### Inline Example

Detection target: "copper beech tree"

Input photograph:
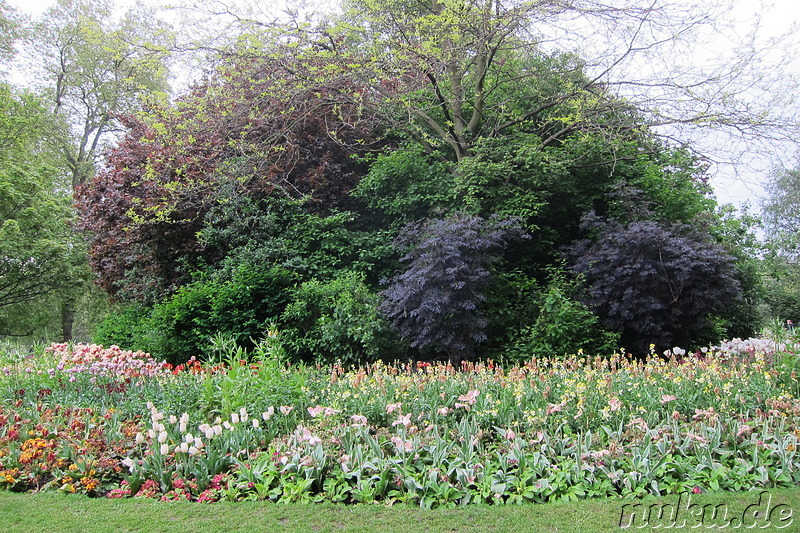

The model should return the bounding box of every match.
[75,52,385,302]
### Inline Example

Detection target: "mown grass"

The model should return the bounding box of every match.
[2,487,800,532]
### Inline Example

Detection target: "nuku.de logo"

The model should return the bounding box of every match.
[619,491,793,529]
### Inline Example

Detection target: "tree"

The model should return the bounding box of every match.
[0,83,86,336]
[762,166,800,256]
[380,213,527,362]
[705,204,764,340]
[759,166,800,323]
[566,214,741,354]
[0,0,22,68]
[15,0,174,339]
[75,48,385,302]
[27,0,173,189]
[337,0,799,166]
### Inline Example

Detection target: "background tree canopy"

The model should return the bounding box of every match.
[3,0,799,362]
[0,83,87,336]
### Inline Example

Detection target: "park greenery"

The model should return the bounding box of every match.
[1,0,800,510]
[1,0,799,362]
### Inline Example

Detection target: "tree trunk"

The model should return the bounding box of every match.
[61,297,76,342]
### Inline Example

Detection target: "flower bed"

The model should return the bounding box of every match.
[0,339,799,507]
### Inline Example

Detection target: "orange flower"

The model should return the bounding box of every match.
[80,477,99,492]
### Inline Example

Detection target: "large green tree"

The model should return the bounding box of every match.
[0,83,86,336]
[335,0,799,166]
[17,0,173,339]
[759,166,800,322]
[763,167,800,256]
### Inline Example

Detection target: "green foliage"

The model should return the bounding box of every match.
[281,273,399,366]
[96,265,299,365]
[352,148,456,225]
[762,166,800,255]
[92,304,154,353]
[200,192,396,288]
[606,148,715,225]
[759,252,800,324]
[505,270,620,360]
[148,265,298,365]
[0,83,87,337]
[713,257,763,342]
[0,0,22,66]
[703,205,765,340]
[453,137,556,222]
[758,166,800,325]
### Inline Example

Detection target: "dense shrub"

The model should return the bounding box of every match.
[381,213,528,362]
[280,272,400,365]
[92,304,153,353]
[566,214,741,355]
[95,265,300,366]
[148,265,298,365]
[505,270,620,360]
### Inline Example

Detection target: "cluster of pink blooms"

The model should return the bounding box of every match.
[44,343,171,378]
[455,390,479,410]
[307,405,342,418]
[713,338,798,358]
[107,473,231,502]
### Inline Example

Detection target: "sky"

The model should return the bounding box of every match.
[5,0,800,210]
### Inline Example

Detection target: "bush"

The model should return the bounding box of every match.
[280,272,399,366]
[566,214,741,355]
[92,304,154,353]
[380,213,528,362]
[505,270,619,360]
[148,265,298,365]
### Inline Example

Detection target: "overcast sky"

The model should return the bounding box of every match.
[6,0,799,210]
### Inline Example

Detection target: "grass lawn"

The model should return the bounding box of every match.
[2,487,799,532]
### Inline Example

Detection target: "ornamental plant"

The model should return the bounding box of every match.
[380,213,528,362]
[1,338,800,506]
[566,214,741,355]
